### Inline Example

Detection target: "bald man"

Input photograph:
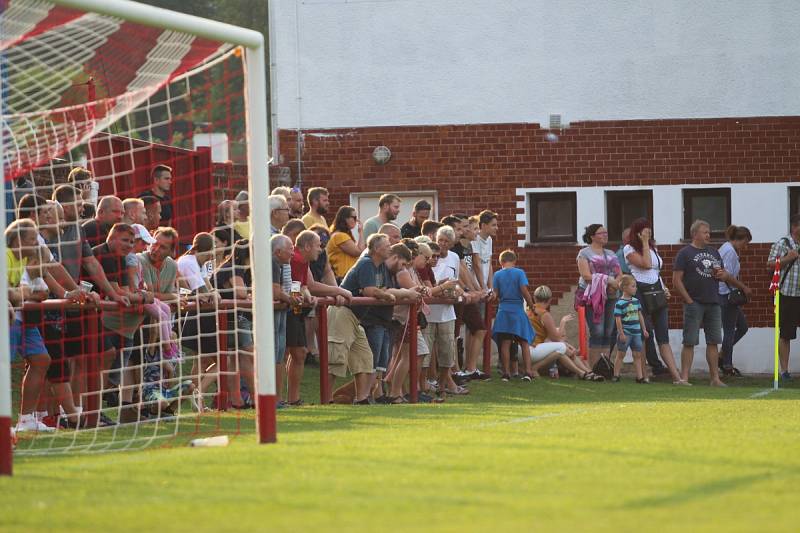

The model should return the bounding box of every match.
[82,195,124,247]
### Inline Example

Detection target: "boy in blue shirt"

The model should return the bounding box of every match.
[613,275,650,383]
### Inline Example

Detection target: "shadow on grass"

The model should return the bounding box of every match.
[618,472,774,509]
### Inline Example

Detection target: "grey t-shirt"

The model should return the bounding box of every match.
[362,216,382,242]
[576,247,621,289]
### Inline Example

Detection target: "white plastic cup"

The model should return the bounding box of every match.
[189,435,229,448]
[79,280,94,293]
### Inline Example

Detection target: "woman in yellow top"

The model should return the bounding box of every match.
[327,205,365,282]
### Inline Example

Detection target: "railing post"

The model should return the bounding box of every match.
[577,305,588,361]
[482,302,493,374]
[216,309,229,411]
[408,303,418,404]
[318,301,330,404]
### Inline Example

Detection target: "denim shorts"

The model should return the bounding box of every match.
[682,302,722,346]
[363,324,392,372]
[9,320,47,359]
[617,332,643,353]
[585,299,617,348]
[228,313,254,350]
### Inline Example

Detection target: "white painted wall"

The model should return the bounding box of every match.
[515,182,797,247]
[271,0,800,130]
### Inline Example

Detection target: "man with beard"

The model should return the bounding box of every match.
[362,194,401,241]
[401,200,431,239]
[302,187,330,229]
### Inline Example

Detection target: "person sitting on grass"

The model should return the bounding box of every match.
[491,249,535,382]
[612,275,650,383]
[527,285,603,381]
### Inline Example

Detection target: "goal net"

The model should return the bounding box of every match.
[1,0,274,469]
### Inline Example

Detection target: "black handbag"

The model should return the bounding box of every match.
[592,354,615,379]
[639,281,668,313]
[726,283,749,306]
[636,253,667,313]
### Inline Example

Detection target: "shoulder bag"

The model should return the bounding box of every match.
[638,251,668,313]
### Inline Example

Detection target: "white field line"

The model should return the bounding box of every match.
[478,406,609,428]
[750,389,777,398]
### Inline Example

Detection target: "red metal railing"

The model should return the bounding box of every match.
[314,296,494,404]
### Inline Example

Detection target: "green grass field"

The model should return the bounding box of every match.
[2,372,800,532]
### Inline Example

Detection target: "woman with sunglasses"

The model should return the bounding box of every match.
[327,205,365,283]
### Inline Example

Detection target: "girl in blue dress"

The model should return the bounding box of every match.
[492,249,536,382]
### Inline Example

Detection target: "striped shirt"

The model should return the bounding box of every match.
[768,236,800,297]
[614,297,642,336]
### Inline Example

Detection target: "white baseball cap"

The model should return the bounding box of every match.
[132,223,156,244]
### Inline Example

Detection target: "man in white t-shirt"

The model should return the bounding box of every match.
[423,225,465,396]
[471,210,497,290]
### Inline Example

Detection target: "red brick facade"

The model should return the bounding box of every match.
[276,117,800,328]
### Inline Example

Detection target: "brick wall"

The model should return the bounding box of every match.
[277,117,800,328]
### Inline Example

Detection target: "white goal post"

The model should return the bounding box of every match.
[0,0,275,476]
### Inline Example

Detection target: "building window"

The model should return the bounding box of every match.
[791,187,800,219]
[528,192,577,243]
[683,188,731,239]
[606,190,653,243]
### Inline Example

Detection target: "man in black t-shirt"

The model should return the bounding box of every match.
[138,164,173,227]
[673,219,734,387]
[82,195,124,247]
[400,200,431,239]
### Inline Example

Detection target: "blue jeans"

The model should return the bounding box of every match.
[720,297,748,368]
[585,299,617,348]
[363,324,392,372]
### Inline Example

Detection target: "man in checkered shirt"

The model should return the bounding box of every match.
[768,214,800,380]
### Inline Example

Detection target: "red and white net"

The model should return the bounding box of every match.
[3,0,255,454]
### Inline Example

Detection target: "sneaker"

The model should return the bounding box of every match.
[673,380,692,386]
[276,400,288,410]
[501,374,510,382]
[521,374,532,382]
[15,413,55,433]
[353,398,371,405]
[470,370,491,381]
[610,376,621,383]
[781,371,792,381]
[452,373,470,386]
[426,379,439,389]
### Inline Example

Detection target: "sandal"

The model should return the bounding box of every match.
[445,385,470,395]
[636,378,651,384]
[582,372,605,382]
[387,395,408,404]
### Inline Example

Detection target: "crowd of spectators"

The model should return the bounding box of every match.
[7,167,800,433]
